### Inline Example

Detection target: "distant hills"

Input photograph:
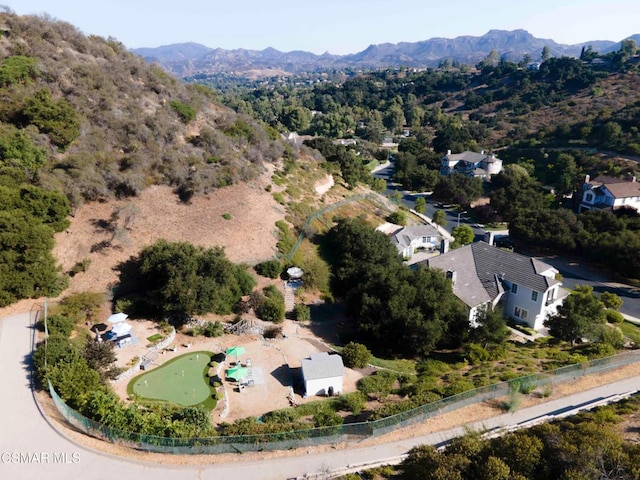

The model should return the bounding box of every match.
[131,30,640,77]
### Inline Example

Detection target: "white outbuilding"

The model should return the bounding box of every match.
[301,352,344,397]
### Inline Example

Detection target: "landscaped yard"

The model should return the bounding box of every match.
[128,351,217,409]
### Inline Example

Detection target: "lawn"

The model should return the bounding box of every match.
[127,351,217,409]
[620,321,640,345]
[146,333,163,343]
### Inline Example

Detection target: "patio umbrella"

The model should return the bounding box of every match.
[107,312,128,324]
[225,346,246,363]
[226,366,248,381]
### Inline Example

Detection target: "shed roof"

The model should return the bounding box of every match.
[301,352,344,381]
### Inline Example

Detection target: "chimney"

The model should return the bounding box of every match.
[585,174,590,184]
[446,270,457,286]
[480,149,485,155]
[446,149,451,156]
[632,176,637,183]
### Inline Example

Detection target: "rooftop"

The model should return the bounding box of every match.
[301,352,344,381]
[425,242,560,308]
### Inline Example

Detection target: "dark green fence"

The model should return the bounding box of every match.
[48,348,640,454]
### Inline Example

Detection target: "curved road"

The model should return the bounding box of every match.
[2,311,640,480]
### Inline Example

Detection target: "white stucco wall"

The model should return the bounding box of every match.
[305,375,343,396]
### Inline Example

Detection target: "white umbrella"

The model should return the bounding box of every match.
[111,322,132,336]
[107,312,128,324]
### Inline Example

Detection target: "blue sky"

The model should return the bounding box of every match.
[3,1,639,54]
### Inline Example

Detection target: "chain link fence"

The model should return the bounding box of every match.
[47,348,640,454]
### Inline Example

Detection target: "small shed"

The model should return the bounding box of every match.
[301,352,344,397]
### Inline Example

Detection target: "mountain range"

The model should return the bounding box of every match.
[131,29,640,77]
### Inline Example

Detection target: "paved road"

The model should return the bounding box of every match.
[535,254,640,320]
[3,311,640,480]
[373,162,486,240]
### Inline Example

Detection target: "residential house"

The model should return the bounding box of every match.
[301,352,344,397]
[579,174,640,213]
[440,150,502,180]
[425,241,566,330]
[390,224,441,260]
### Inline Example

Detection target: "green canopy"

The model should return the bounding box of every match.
[226,346,246,358]
[226,366,248,381]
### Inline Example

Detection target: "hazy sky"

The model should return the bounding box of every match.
[3,1,638,54]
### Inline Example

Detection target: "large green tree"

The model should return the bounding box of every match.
[114,240,255,319]
[544,285,605,344]
[325,218,468,356]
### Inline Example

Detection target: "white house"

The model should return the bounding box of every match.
[440,150,502,180]
[301,352,344,397]
[390,224,441,260]
[425,242,567,330]
[579,175,640,213]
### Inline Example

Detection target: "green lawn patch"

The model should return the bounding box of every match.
[146,333,163,343]
[127,351,217,410]
[368,356,417,375]
[620,321,640,345]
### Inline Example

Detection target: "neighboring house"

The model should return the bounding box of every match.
[579,174,640,213]
[301,352,344,397]
[390,224,441,260]
[425,241,566,330]
[440,150,502,180]
[333,138,357,146]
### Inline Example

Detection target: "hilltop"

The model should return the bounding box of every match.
[0,11,284,206]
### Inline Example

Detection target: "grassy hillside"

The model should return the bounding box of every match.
[0,11,284,206]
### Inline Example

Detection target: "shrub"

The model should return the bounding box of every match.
[293,303,311,322]
[465,343,490,365]
[336,392,366,415]
[40,314,75,337]
[203,321,224,337]
[263,325,282,339]
[255,286,285,323]
[341,342,372,368]
[221,212,232,220]
[69,258,91,277]
[605,309,624,324]
[169,100,196,123]
[254,260,282,279]
[313,409,342,427]
[386,210,407,226]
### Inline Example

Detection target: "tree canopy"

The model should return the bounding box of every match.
[324,218,468,356]
[114,240,256,319]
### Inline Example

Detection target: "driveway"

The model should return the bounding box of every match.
[3,311,640,480]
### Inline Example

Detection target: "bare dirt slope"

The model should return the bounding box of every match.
[53,170,284,297]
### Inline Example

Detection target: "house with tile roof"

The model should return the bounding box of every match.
[579,174,640,213]
[301,352,344,397]
[390,224,441,260]
[440,150,502,180]
[425,242,567,330]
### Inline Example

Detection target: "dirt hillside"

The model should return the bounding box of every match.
[53,168,284,298]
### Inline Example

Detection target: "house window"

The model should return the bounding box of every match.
[531,291,538,302]
[511,283,518,294]
[585,192,594,203]
[514,306,528,320]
